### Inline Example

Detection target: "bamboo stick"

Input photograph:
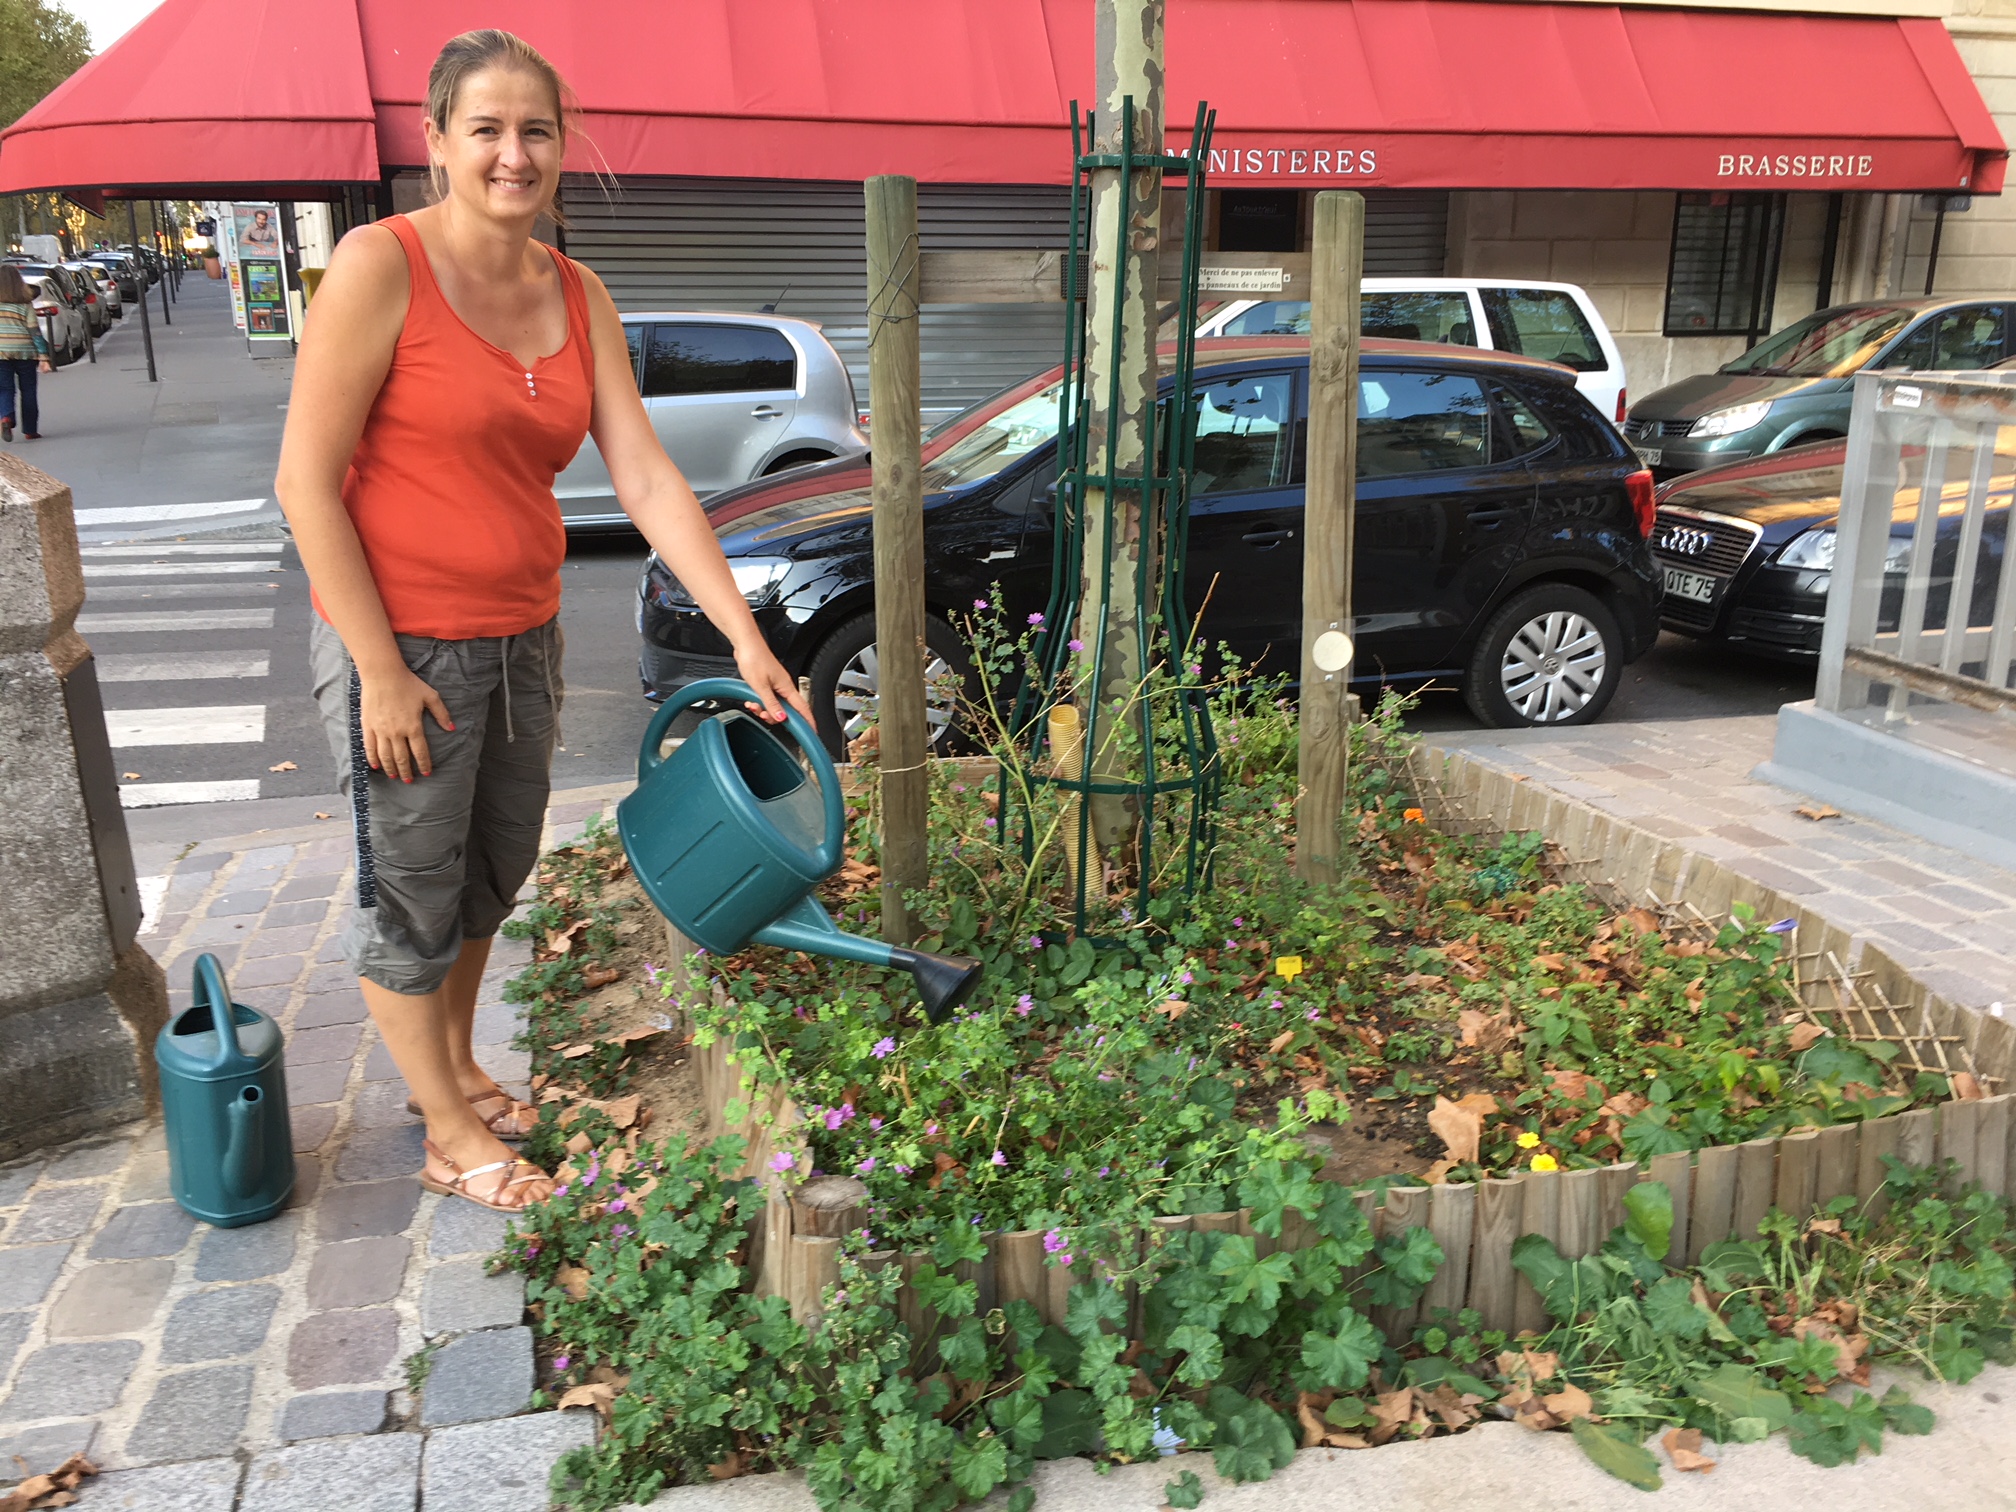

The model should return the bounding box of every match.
[1559,1168,1603,1259]
[1691,1144,1738,1263]
[1939,1096,1984,1194]
[1471,1178,1523,1332]
[1775,1130,1820,1223]
[1858,1114,1903,1217]
[1732,1137,1778,1239]
[1514,1171,1561,1335]
[1422,1183,1476,1318]
[1814,1124,1860,1209]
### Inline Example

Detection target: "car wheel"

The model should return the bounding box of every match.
[1464,583,1622,729]
[806,611,972,760]
[762,449,833,476]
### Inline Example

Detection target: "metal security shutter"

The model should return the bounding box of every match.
[561,176,1070,420]
[1362,191,1449,276]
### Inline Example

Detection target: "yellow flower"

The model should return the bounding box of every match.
[1515,1130,1541,1150]
[1403,807,1425,822]
[1530,1154,1559,1173]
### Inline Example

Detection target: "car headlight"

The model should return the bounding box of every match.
[643,555,794,610]
[1689,400,1775,439]
[1773,528,1914,573]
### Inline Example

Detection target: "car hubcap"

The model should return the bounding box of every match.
[832,643,960,746]
[1499,610,1607,723]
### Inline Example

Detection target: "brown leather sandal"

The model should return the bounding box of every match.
[418,1139,550,1213]
[405,1089,538,1141]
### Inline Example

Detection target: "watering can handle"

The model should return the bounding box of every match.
[192,953,249,1074]
[639,678,846,876]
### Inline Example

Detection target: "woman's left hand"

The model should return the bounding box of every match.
[733,638,814,726]
[36,360,52,373]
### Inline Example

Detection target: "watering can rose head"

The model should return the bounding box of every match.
[617,676,982,1025]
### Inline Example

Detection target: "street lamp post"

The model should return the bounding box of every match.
[124,201,157,383]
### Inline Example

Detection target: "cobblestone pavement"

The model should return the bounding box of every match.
[0,787,625,1508]
[1425,714,2016,1010]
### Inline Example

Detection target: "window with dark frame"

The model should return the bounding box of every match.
[1662,192,1786,341]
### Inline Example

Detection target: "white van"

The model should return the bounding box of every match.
[1196,279,1629,425]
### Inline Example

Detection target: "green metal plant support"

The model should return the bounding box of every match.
[1002,98,1220,941]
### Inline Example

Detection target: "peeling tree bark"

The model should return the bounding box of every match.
[1077,0,1165,862]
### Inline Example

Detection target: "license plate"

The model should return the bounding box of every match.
[1635,446,1662,467]
[1663,566,1718,604]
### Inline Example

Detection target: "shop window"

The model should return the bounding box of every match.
[1663,192,1786,340]
[1217,190,1301,253]
[643,322,797,396]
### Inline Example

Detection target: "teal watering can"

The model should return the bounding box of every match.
[619,677,982,1024]
[156,954,295,1227]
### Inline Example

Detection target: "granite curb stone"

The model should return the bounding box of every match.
[420,1326,534,1427]
[422,1410,598,1512]
[85,1457,243,1511]
[275,1388,390,1442]
[124,1362,256,1461]
[241,1433,422,1512]
[420,1257,527,1336]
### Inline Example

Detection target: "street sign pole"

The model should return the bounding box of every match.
[124,201,157,383]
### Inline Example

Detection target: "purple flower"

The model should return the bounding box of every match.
[607,1198,626,1213]
[643,962,662,987]
[1181,971,1194,985]
[554,1184,569,1198]
[1234,917,1245,928]
[1098,1165,1110,1177]
[1306,1008,1320,1021]
[857,1156,877,1174]
[991,1150,1008,1167]
[1068,638,1084,653]
[611,1223,632,1240]
[584,1159,600,1187]
[1016,994,1034,1017]
[872,1036,896,1059]
[869,1116,884,1131]
[554,1355,571,1371]
[925,1122,939,1136]
[769,1151,796,1173]
[824,1102,856,1131]
[894,1162,913,1174]
[1269,999,1282,1011]
[1028,612,1045,626]
[984,816,997,828]
[1766,918,1798,934]
[1097,1072,1113,1081]
[974,597,989,611]
[1044,1228,1069,1255]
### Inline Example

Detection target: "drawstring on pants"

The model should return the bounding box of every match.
[497,623,561,746]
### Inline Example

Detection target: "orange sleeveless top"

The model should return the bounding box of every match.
[317,213,595,639]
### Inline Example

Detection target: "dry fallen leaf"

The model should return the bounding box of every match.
[707,1450,746,1481]
[1367,1388,1414,1445]
[1532,953,1568,973]
[563,1131,594,1156]
[1788,1021,1828,1052]
[1663,1427,1716,1473]
[1796,802,1842,821]
[120,772,140,781]
[1267,1029,1297,1055]
[582,965,621,990]
[605,1095,642,1130]
[555,1381,615,1416]
[1458,1008,1521,1056]
[1,1454,99,1512]
[1952,1071,1985,1101]
[1156,999,1188,1020]
[267,759,297,772]
[1428,1095,1485,1165]
[555,1264,590,1301]
[561,1044,596,1060]
[313,812,333,821]
[1541,1382,1595,1423]
[612,1025,664,1045]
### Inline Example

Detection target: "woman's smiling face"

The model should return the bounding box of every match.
[426,64,564,224]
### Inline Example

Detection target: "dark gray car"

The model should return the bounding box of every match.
[1622,297,2012,478]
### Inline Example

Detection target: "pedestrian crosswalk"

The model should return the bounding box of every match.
[80,537,301,809]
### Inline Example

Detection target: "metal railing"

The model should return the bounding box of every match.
[1818,370,2016,724]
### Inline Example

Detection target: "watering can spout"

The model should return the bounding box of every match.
[748,896,981,1025]
[888,948,985,1027]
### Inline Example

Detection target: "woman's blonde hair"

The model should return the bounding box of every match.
[0,265,31,306]
[423,30,578,219]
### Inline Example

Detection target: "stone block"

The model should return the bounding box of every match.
[241,1434,421,1512]
[0,1162,41,1208]
[316,1179,420,1243]
[275,1388,389,1442]
[0,1419,96,1481]
[236,953,310,990]
[294,991,365,1029]
[290,1155,323,1210]
[471,1002,518,1046]
[245,924,320,959]
[0,1338,142,1418]
[161,1283,282,1363]
[421,1410,597,1512]
[428,1199,509,1259]
[48,1258,173,1337]
[0,1244,71,1308]
[89,1201,196,1259]
[75,1456,241,1511]
[334,1125,425,1183]
[287,1023,361,1066]
[363,1040,400,1081]
[286,1307,399,1389]
[276,877,340,904]
[306,1236,411,1309]
[207,891,271,918]
[420,1326,533,1426]
[0,1312,30,1375]
[119,1148,172,1203]
[287,1060,350,1107]
[421,1258,525,1336]
[10,1185,105,1243]
[350,1081,420,1131]
[38,1138,131,1182]
[290,1104,338,1153]
[194,1213,297,1281]
[261,898,331,928]
[123,1363,254,1462]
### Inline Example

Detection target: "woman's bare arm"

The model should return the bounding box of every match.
[274,224,453,782]
[577,267,812,724]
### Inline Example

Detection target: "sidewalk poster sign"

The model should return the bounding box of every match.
[216,201,246,331]
[231,202,291,343]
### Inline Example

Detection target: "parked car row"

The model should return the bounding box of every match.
[2,248,151,365]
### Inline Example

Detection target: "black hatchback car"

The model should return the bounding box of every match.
[639,338,1663,749]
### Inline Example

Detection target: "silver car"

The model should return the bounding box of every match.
[556,311,865,533]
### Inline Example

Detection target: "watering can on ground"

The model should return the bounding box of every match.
[618,677,982,1024]
[156,954,295,1227]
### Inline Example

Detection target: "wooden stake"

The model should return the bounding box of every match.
[864,174,929,946]
[1295,192,1362,883]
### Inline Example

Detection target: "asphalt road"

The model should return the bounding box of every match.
[39,275,1814,817]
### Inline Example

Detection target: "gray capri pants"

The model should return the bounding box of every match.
[310,615,563,995]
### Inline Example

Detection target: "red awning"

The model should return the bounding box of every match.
[3,0,2004,197]
[0,0,378,198]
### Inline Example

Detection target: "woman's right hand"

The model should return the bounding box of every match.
[358,665,454,781]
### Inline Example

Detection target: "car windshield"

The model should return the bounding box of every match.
[1721,305,1917,378]
[921,379,1066,490]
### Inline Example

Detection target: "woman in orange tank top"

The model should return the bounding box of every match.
[276,31,808,1213]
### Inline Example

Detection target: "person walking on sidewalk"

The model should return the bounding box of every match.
[275,29,810,1214]
[0,265,53,443]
